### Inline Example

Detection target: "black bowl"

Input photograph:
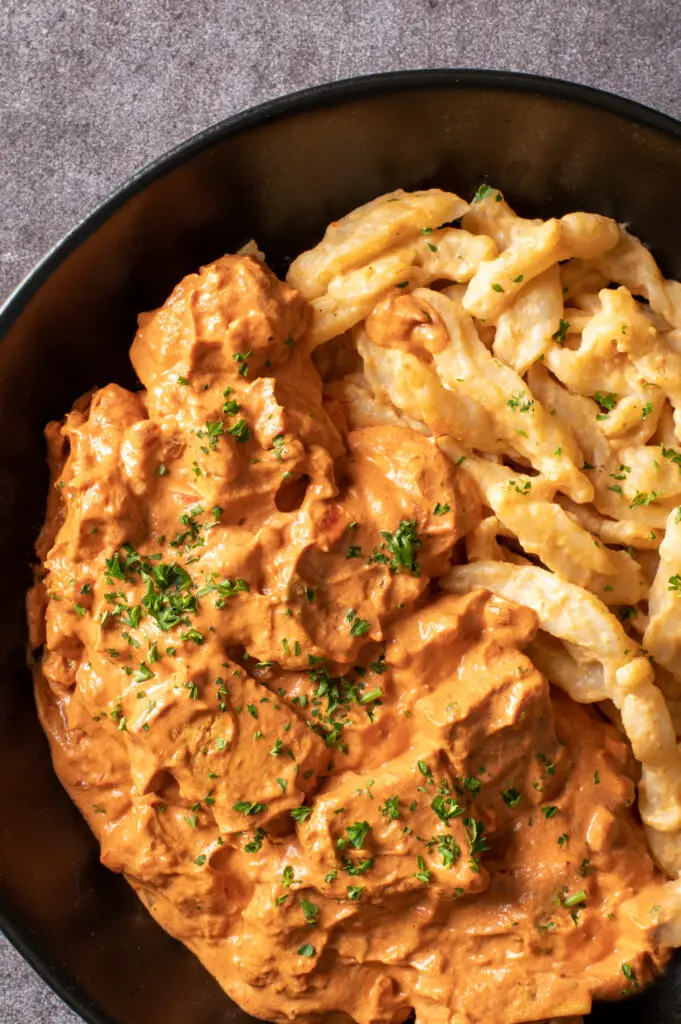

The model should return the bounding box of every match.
[2,69,681,1024]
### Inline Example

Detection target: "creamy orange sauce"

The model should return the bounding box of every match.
[28,254,669,1024]
[365,289,449,357]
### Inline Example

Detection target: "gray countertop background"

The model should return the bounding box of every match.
[1,0,679,1020]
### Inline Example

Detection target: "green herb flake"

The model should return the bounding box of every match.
[301,897,319,925]
[594,391,618,413]
[552,319,570,344]
[563,889,587,909]
[232,801,267,816]
[337,821,371,850]
[291,805,313,823]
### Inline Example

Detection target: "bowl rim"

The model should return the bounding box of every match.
[2,67,681,334]
[2,66,681,1024]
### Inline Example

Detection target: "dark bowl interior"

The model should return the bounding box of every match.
[2,70,681,1024]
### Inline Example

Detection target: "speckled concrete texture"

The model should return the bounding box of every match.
[1,1,680,1020]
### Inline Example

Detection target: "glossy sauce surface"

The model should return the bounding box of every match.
[29,255,669,1024]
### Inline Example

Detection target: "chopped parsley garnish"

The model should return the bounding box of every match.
[232,801,267,815]
[196,576,248,607]
[436,833,461,868]
[472,184,500,203]
[380,796,400,820]
[244,828,267,853]
[233,349,252,378]
[431,794,464,824]
[337,821,371,849]
[661,444,681,472]
[558,833,568,846]
[629,490,658,509]
[507,390,534,413]
[297,944,315,957]
[464,817,490,871]
[641,401,654,420]
[358,686,382,705]
[347,884,364,900]
[616,606,636,623]
[433,502,450,516]
[227,418,250,443]
[104,553,127,581]
[105,545,198,632]
[414,856,432,883]
[501,787,522,808]
[621,962,639,988]
[291,805,313,823]
[282,865,295,888]
[222,389,241,416]
[301,898,319,925]
[349,617,371,637]
[563,888,587,908]
[376,519,421,576]
[552,319,570,344]
[341,856,374,876]
[541,805,559,819]
[272,434,287,462]
[180,627,204,645]
[199,420,224,450]
[345,545,363,559]
[509,479,531,496]
[594,391,618,413]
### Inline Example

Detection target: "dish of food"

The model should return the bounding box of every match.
[27,183,681,1024]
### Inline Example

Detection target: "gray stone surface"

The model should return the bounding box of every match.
[0,0,679,1020]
